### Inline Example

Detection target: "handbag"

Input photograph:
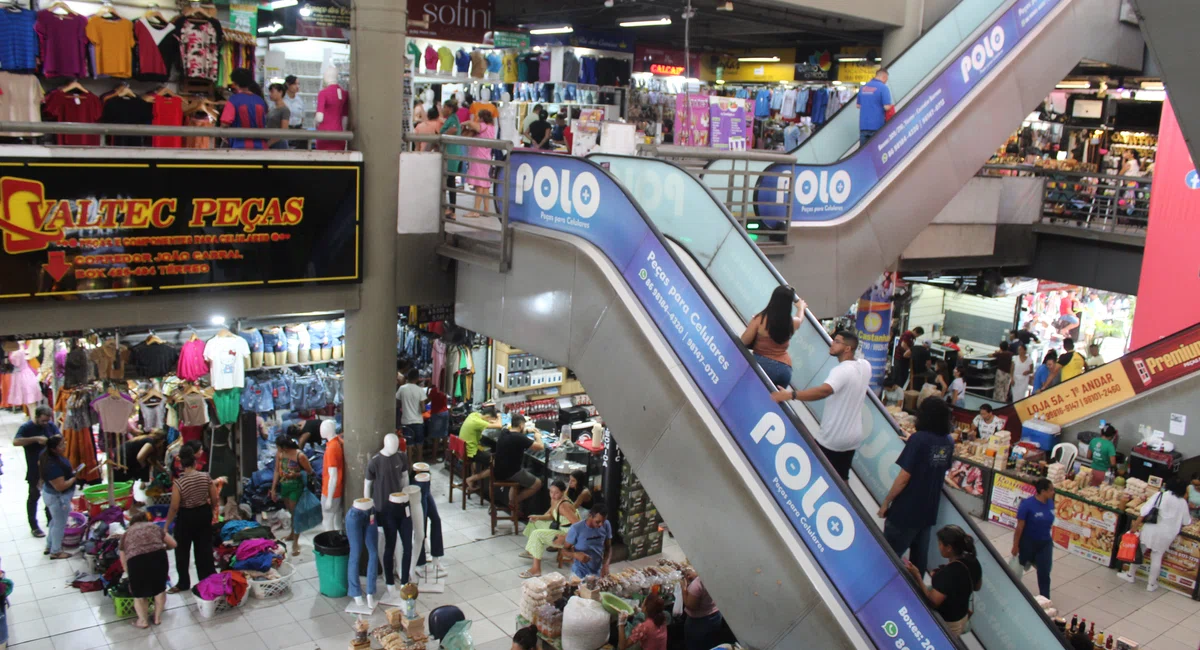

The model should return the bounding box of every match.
[1144,492,1162,525]
[549,500,566,531]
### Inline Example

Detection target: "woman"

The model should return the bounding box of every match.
[1120,149,1142,177]
[947,365,966,408]
[116,430,166,487]
[119,510,176,628]
[39,436,76,559]
[511,626,538,650]
[461,109,497,218]
[682,567,722,650]
[525,109,551,150]
[440,99,464,218]
[990,341,1014,401]
[567,470,593,517]
[1012,344,1034,400]
[164,446,218,594]
[1188,474,1200,518]
[1085,343,1105,370]
[518,480,579,578]
[1011,478,1055,598]
[906,525,982,635]
[412,107,443,151]
[265,83,292,149]
[1032,351,1059,394]
[933,360,950,393]
[740,286,804,388]
[270,436,313,556]
[617,594,667,650]
[917,371,943,408]
[1122,478,1193,591]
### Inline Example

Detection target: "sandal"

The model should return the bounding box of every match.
[518,570,540,579]
[50,552,71,560]
[518,551,533,559]
[167,586,185,595]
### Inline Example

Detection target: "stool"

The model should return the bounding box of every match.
[447,435,474,510]
[489,457,520,535]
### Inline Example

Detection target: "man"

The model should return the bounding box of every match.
[878,398,955,576]
[991,341,1014,402]
[396,368,428,462]
[856,68,893,146]
[1087,425,1117,486]
[1057,290,1081,336]
[493,415,544,514]
[286,418,328,449]
[1058,337,1086,381]
[221,68,268,149]
[563,506,612,579]
[462,403,502,491]
[1015,322,1040,349]
[525,109,551,149]
[522,103,544,144]
[893,326,923,388]
[881,376,905,408]
[15,405,58,537]
[971,404,1004,439]
[551,113,568,144]
[772,331,872,480]
[284,75,306,148]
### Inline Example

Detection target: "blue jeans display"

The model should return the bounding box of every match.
[308,321,331,349]
[42,487,73,554]
[238,328,263,352]
[345,507,379,598]
[753,354,793,388]
[883,520,932,576]
[415,478,444,565]
[380,501,413,585]
[1019,537,1054,598]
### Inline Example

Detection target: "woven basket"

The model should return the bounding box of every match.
[249,561,296,599]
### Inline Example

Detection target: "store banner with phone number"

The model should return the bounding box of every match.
[505,151,956,650]
[756,0,1064,222]
[0,159,361,301]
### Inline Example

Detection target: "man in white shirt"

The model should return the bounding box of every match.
[396,368,428,462]
[772,331,872,480]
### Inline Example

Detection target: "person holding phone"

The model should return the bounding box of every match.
[38,436,77,559]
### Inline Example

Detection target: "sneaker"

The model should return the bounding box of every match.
[1119,572,1136,583]
[1147,582,1159,592]
[31,528,46,538]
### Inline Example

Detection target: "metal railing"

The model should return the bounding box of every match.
[979,163,1152,234]
[404,133,513,271]
[637,143,797,251]
[0,120,354,147]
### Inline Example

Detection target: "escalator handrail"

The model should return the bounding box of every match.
[589,151,1070,648]
[531,150,966,649]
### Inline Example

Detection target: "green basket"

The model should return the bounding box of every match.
[112,595,155,619]
[600,592,635,616]
[84,482,134,503]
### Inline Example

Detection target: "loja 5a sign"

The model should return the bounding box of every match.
[406,0,493,43]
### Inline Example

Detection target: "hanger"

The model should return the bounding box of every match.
[97,2,120,19]
[60,79,88,95]
[155,85,178,98]
[145,330,164,345]
[187,325,199,342]
[112,82,137,99]
[4,0,24,14]
[142,5,168,26]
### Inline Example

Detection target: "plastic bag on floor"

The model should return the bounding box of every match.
[562,596,609,650]
[259,509,293,539]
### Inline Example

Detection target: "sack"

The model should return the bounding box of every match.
[561,596,610,650]
[1117,532,1143,564]
[1143,493,1162,525]
[293,485,322,534]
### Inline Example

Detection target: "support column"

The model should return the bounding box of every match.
[344,0,406,498]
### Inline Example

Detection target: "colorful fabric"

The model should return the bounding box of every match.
[235,538,278,560]
[178,16,222,80]
[0,8,38,71]
[220,520,258,541]
[36,10,89,78]
[231,553,274,572]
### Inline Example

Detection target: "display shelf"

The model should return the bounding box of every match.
[247,358,343,372]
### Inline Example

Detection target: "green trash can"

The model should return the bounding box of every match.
[313,531,350,598]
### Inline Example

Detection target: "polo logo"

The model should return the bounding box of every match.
[795,169,852,206]
[514,163,600,218]
[960,25,1006,83]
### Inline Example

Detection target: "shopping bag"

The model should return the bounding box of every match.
[293,478,322,535]
[1117,532,1142,564]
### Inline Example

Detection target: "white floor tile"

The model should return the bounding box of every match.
[255,624,314,650]
[467,618,506,644]
[220,633,269,650]
[154,624,205,650]
[449,577,497,601]
[107,636,164,650]
[8,638,55,650]
[50,626,109,650]
[8,619,51,645]
[201,615,255,643]
[295,613,351,641]
[468,593,517,618]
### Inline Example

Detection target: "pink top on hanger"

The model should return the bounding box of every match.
[315,84,348,151]
[177,339,209,382]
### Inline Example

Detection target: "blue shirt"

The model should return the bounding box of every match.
[857,78,892,132]
[486,52,502,73]
[1017,495,1055,541]
[39,451,75,491]
[0,8,38,72]
[455,50,470,73]
[1032,364,1051,393]
[16,421,60,482]
[783,124,802,151]
[754,89,771,118]
[566,519,612,578]
[889,430,955,527]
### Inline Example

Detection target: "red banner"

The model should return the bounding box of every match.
[634,44,701,77]
[406,0,494,44]
[1121,321,1200,392]
[1130,98,1200,348]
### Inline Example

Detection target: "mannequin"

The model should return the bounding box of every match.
[365,434,412,603]
[377,491,412,606]
[331,318,345,360]
[314,67,349,151]
[320,420,343,531]
[411,467,447,591]
[345,497,378,614]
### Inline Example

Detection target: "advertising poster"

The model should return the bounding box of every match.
[674,94,710,147]
[709,97,747,150]
[855,272,893,393]
[1051,493,1120,566]
[1012,360,1135,425]
[946,460,987,497]
[1121,321,1200,392]
[406,0,494,43]
[988,473,1037,529]
[1131,534,1200,597]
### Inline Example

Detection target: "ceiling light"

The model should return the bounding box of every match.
[270,0,298,9]
[737,56,779,62]
[837,57,867,62]
[210,315,226,325]
[1056,80,1091,89]
[258,22,283,33]
[299,5,312,16]
[619,16,671,27]
[1140,81,1164,90]
[529,26,573,35]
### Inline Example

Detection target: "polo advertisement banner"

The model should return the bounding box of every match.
[506,151,956,650]
[0,159,361,301]
[755,0,1064,222]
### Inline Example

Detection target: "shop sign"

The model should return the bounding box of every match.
[0,159,362,301]
[1051,493,1120,566]
[634,45,700,76]
[1131,533,1200,597]
[855,273,894,392]
[1035,280,1076,293]
[487,30,529,49]
[1013,360,1135,425]
[836,46,881,84]
[505,151,956,650]
[406,0,493,43]
[650,64,684,76]
[297,0,350,29]
[755,0,1065,223]
[795,49,833,81]
[531,28,633,53]
[229,3,258,34]
[987,472,1037,529]
[1121,321,1200,392]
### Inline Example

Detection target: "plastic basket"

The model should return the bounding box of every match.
[84,482,133,502]
[88,495,133,519]
[112,595,155,619]
[195,594,242,619]
[249,561,296,599]
[61,512,89,548]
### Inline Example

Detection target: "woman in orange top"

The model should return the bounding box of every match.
[412,107,444,151]
[741,285,805,389]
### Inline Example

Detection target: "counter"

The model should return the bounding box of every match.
[945,454,994,519]
[1050,486,1125,568]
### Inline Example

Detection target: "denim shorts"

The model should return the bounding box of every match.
[308,321,331,349]
[427,411,449,439]
[285,325,310,352]
[402,422,426,446]
[271,376,294,410]
[294,376,328,410]
[239,329,263,353]
[329,319,345,346]
[261,328,285,353]
[241,377,275,413]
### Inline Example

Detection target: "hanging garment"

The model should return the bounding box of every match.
[36,10,89,78]
[92,393,135,434]
[177,15,223,80]
[315,85,349,151]
[86,14,135,78]
[134,18,177,81]
[177,339,209,381]
[6,349,42,406]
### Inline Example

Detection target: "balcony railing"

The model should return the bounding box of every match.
[979,163,1152,234]
[0,120,353,148]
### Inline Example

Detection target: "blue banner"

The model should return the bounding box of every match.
[507,151,956,650]
[756,0,1064,222]
[855,273,894,393]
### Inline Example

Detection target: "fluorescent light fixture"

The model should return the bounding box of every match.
[210,315,226,325]
[258,22,283,33]
[1140,81,1164,90]
[1056,80,1091,89]
[831,80,842,86]
[1134,89,1166,101]
[715,79,725,85]
[270,0,298,9]
[619,16,671,27]
[299,5,312,16]
[838,57,867,62]
[529,26,573,35]
[737,56,779,62]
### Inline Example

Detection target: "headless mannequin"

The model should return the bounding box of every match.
[331,318,345,360]
[345,497,377,613]
[314,67,349,151]
[412,468,448,584]
[320,421,342,531]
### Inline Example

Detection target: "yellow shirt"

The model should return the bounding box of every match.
[1059,350,1086,381]
[86,16,134,79]
[437,47,453,73]
[502,54,518,83]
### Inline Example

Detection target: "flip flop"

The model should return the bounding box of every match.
[518,551,533,559]
[518,570,539,579]
[167,587,185,595]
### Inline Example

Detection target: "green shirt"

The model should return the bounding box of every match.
[1089,437,1116,472]
[458,412,490,458]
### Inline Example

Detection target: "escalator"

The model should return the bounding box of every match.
[703,0,1141,316]
[452,150,965,650]
[586,153,1070,650]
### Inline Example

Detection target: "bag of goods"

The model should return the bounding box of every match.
[561,596,610,650]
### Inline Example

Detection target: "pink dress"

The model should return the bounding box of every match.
[466,123,496,188]
[176,339,209,382]
[6,349,43,406]
[315,84,348,151]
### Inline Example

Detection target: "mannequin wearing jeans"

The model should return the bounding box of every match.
[411,467,445,577]
[380,493,413,601]
[345,498,378,611]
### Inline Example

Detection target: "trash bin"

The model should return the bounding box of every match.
[313,531,349,598]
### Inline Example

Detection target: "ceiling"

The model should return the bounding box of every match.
[493,0,885,51]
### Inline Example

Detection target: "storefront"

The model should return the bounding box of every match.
[1017,281,1136,367]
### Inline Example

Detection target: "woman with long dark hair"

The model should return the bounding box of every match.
[741,286,805,388]
[270,435,313,556]
[618,593,667,650]
[567,470,593,516]
[906,525,981,635]
[39,435,76,559]
[164,445,218,594]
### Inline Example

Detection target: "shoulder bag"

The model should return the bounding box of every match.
[1143,492,1162,525]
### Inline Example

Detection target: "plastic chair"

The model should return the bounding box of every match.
[488,457,521,536]
[446,434,473,510]
[1051,442,1077,468]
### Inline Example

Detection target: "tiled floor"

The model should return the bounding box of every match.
[0,411,683,650]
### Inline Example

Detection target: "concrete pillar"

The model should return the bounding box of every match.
[343,0,405,498]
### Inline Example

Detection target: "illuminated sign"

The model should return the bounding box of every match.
[650,63,685,76]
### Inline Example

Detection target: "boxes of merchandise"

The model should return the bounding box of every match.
[627,534,649,560]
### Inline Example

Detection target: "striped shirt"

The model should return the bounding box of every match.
[175,470,213,509]
[0,8,38,72]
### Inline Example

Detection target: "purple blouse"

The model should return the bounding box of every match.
[36,11,89,78]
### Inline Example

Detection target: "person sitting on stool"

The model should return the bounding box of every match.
[491,414,543,515]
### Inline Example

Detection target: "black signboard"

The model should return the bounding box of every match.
[0,158,361,301]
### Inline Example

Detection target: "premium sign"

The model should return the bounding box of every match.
[1122,322,1200,391]
[406,0,493,43]
[0,159,361,300]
